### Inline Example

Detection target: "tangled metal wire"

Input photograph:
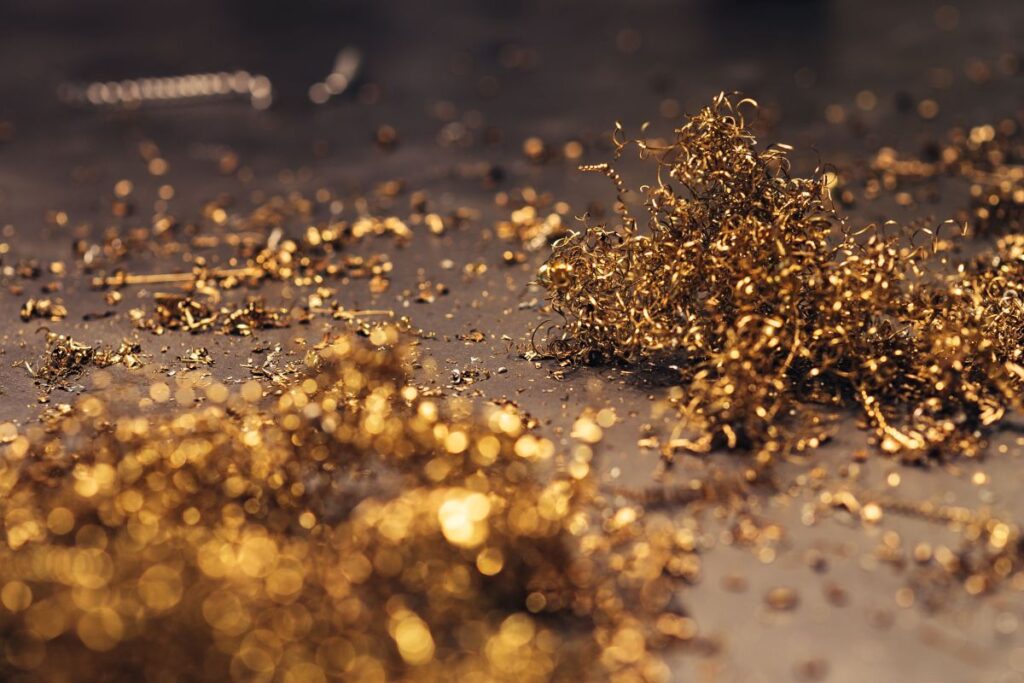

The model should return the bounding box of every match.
[539,93,1024,465]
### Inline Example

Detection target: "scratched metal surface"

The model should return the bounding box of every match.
[0,1,1023,681]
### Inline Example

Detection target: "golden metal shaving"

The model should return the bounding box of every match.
[539,93,1024,464]
[94,339,146,370]
[19,298,67,322]
[0,331,700,681]
[178,346,215,368]
[134,293,219,334]
[242,343,298,387]
[220,298,290,336]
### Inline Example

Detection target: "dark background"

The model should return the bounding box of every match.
[1,1,1023,681]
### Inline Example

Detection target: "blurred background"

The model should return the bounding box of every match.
[0,0,1020,218]
[0,0,1019,185]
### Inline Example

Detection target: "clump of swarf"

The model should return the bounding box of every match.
[0,331,699,682]
[27,333,144,390]
[539,93,1024,464]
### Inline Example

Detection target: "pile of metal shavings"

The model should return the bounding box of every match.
[26,333,144,391]
[86,185,433,300]
[221,298,291,337]
[178,346,215,369]
[133,294,289,336]
[539,93,1024,466]
[94,339,146,370]
[242,343,300,388]
[0,331,710,682]
[71,180,484,349]
[133,293,219,334]
[494,187,571,251]
[19,298,68,322]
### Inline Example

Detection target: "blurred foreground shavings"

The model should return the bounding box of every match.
[0,330,707,682]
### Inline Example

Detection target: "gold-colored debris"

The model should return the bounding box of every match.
[221,298,290,336]
[816,484,1024,604]
[456,328,486,343]
[178,346,214,368]
[495,187,569,251]
[95,339,145,369]
[19,297,67,322]
[26,333,143,389]
[242,343,301,387]
[137,293,219,334]
[0,332,699,681]
[135,294,289,336]
[539,93,1024,464]
[24,333,95,388]
[764,586,799,612]
[91,267,258,290]
[868,118,1024,234]
[415,279,448,304]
